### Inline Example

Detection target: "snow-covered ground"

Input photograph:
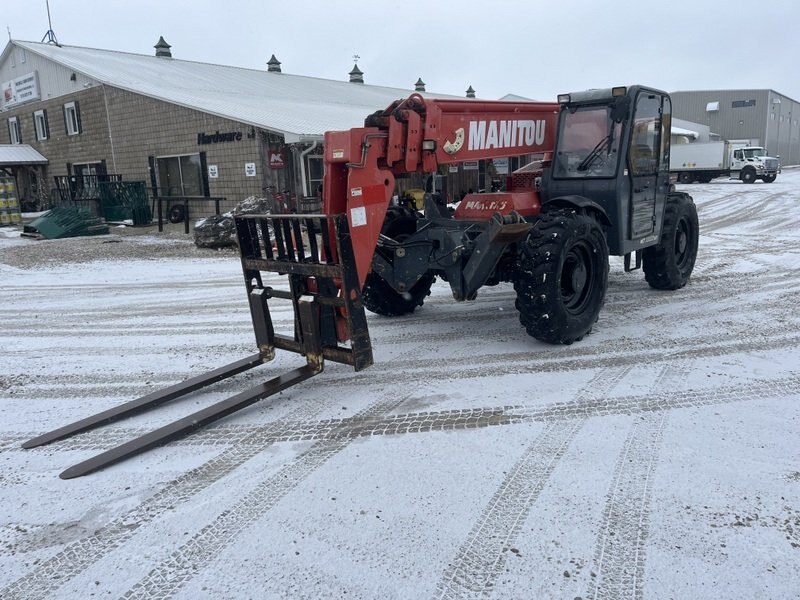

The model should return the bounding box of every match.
[1,172,799,599]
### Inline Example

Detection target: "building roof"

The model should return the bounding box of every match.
[8,40,460,143]
[671,88,800,105]
[671,126,698,139]
[0,144,48,166]
[499,93,534,101]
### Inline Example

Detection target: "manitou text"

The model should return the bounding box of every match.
[468,119,547,151]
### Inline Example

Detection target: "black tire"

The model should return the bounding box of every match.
[514,209,609,344]
[698,174,714,184]
[740,168,756,184]
[168,204,186,224]
[362,206,435,316]
[762,174,777,183]
[678,172,693,184]
[643,192,699,290]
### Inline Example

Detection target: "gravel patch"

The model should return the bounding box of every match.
[0,224,238,269]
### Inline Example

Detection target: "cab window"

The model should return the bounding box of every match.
[629,94,661,176]
[553,105,623,178]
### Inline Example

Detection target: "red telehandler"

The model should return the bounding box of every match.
[25,85,698,477]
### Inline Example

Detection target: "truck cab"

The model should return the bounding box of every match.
[730,146,780,183]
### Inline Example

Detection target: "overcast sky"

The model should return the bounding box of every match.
[4,0,800,102]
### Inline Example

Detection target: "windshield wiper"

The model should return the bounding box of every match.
[577,134,612,171]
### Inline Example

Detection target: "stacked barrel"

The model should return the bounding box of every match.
[0,178,22,226]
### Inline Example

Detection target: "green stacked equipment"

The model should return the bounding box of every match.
[22,206,109,239]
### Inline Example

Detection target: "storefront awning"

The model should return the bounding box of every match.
[0,144,48,167]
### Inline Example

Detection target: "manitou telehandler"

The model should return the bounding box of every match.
[25,85,699,477]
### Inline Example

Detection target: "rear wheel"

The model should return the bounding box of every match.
[362,206,435,316]
[514,209,609,344]
[740,168,756,184]
[678,172,693,184]
[643,193,699,290]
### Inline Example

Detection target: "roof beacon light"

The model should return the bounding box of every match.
[612,86,627,97]
[557,94,571,104]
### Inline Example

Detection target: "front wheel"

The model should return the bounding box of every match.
[762,174,777,183]
[643,193,699,290]
[362,206,435,316]
[740,168,757,184]
[514,210,609,344]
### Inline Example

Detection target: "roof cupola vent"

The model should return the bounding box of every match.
[154,36,172,58]
[267,54,282,73]
[349,64,364,84]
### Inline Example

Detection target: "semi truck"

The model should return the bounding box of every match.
[670,139,780,184]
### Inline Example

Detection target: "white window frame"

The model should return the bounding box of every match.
[34,109,48,141]
[64,101,80,136]
[8,117,21,144]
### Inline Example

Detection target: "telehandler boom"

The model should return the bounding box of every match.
[24,85,698,477]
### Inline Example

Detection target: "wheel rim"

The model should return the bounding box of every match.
[560,241,595,313]
[674,216,691,267]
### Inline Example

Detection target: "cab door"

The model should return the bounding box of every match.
[628,92,665,240]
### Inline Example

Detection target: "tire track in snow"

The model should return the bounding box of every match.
[116,396,410,600]
[699,191,792,233]
[586,412,667,600]
[5,249,796,382]
[432,365,633,599]
[433,420,583,599]
[8,324,800,408]
[3,370,797,598]
[0,400,331,600]
[7,326,800,460]
[585,362,689,600]
[8,372,799,469]
[119,439,352,599]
